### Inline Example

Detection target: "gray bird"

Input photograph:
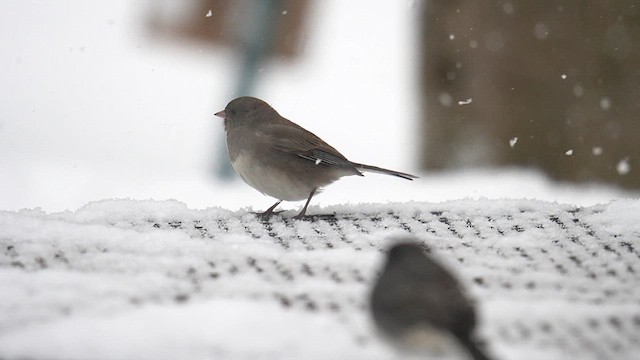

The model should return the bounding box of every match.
[215,97,417,219]
[370,242,492,360]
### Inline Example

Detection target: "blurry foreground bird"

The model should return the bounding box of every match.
[370,242,493,360]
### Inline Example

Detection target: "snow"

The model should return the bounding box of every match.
[533,23,550,40]
[1,199,640,359]
[617,158,631,175]
[0,299,381,360]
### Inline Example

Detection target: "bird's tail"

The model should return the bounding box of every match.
[351,163,418,181]
[459,337,493,360]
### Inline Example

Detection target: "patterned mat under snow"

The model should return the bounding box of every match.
[0,199,639,360]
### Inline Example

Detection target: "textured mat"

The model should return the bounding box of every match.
[0,199,639,360]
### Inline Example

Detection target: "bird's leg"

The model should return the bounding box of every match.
[258,200,282,218]
[293,189,317,219]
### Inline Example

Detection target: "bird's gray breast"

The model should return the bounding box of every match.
[226,129,313,201]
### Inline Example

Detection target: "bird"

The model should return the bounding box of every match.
[370,242,492,360]
[215,96,417,219]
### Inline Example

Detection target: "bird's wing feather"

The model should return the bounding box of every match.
[259,124,362,173]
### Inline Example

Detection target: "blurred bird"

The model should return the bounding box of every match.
[215,96,417,218]
[370,242,492,360]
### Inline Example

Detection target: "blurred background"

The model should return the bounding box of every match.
[0,0,637,213]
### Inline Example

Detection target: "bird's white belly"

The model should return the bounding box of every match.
[231,152,312,201]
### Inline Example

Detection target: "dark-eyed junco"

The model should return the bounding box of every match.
[215,97,417,219]
[370,242,492,360]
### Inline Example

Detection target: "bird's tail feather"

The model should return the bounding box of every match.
[351,163,418,181]
[459,337,492,360]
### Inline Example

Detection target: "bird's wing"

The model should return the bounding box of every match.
[259,124,362,174]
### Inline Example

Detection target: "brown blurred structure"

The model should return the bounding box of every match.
[146,0,310,60]
[421,1,640,189]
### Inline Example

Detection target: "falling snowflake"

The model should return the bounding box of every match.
[458,98,472,105]
[502,2,514,15]
[509,137,518,148]
[534,23,550,39]
[438,92,453,107]
[616,158,630,175]
[573,85,584,97]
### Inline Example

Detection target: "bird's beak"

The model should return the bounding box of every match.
[214,110,226,119]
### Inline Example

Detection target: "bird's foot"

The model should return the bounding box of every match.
[253,210,284,220]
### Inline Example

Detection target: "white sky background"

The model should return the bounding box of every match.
[0,1,635,213]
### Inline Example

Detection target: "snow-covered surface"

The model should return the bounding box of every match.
[1,199,639,360]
